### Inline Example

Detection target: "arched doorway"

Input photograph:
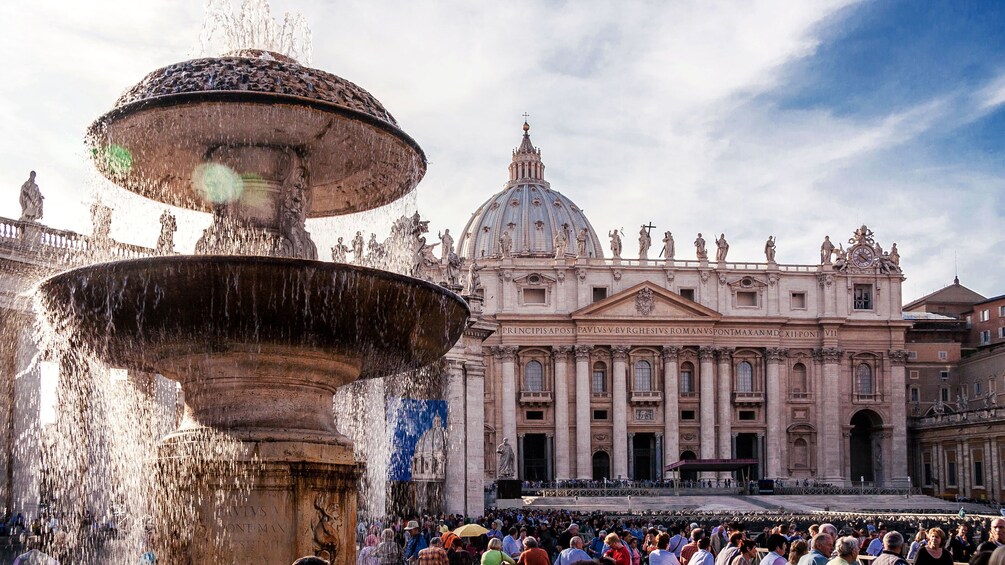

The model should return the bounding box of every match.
[849,410,883,484]
[592,451,611,481]
[679,450,698,483]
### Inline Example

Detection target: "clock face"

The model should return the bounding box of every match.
[851,245,875,267]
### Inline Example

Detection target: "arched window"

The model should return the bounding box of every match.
[680,362,695,395]
[525,361,543,391]
[791,363,807,396]
[592,362,607,394]
[793,438,809,468]
[634,360,652,391]
[909,386,920,403]
[857,363,873,396]
[736,361,753,393]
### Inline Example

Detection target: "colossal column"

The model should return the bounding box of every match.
[818,347,843,484]
[445,360,466,514]
[611,345,630,479]
[698,346,717,463]
[553,346,573,480]
[765,348,786,479]
[661,346,681,471]
[464,365,485,516]
[499,346,519,478]
[574,345,593,479]
[889,349,909,485]
[716,348,733,462]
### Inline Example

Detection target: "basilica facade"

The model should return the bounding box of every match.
[439,124,912,516]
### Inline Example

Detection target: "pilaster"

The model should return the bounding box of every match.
[765,348,786,479]
[698,346,717,467]
[552,346,572,480]
[661,346,681,472]
[611,345,629,479]
[716,348,733,463]
[574,345,593,479]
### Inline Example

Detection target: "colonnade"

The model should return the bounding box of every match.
[488,343,910,485]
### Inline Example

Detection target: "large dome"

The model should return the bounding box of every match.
[457,123,605,260]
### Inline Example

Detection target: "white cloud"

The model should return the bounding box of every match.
[0,0,1000,301]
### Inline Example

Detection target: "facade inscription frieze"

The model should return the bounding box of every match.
[499,325,835,339]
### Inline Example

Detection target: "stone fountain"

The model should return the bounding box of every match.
[36,46,468,563]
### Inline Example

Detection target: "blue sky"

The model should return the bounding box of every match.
[0,0,1002,302]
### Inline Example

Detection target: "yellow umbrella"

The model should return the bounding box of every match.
[453,524,490,537]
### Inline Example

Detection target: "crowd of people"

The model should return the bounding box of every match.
[352,509,1005,565]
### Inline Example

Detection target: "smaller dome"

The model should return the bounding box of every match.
[457,123,604,259]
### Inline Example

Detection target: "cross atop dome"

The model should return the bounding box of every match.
[510,116,544,182]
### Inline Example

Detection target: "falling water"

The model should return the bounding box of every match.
[200,0,313,64]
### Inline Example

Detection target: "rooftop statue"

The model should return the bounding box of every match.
[638,225,652,260]
[438,229,454,262]
[820,236,835,264]
[609,228,622,259]
[19,171,44,222]
[661,231,674,260]
[576,228,588,258]
[764,236,776,263]
[694,233,707,260]
[715,233,729,262]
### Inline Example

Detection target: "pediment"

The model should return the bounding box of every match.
[572,281,720,320]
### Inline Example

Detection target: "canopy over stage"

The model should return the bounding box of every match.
[664,458,759,473]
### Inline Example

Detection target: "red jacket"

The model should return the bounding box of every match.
[606,545,632,565]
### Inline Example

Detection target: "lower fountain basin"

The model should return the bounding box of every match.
[37,255,470,380]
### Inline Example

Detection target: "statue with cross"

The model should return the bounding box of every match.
[639,222,654,260]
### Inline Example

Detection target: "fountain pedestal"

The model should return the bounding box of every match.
[158,432,359,564]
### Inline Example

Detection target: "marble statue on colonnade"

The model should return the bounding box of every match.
[19,171,44,222]
[715,233,729,261]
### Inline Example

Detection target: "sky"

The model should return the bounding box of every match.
[0,0,1002,303]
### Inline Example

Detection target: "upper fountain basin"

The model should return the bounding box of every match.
[37,256,469,379]
[88,53,427,217]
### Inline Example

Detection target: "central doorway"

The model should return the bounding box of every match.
[522,434,548,481]
[735,433,760,480]
[850,410,883,484]
[632,433,657,481]
[592,451,611,480]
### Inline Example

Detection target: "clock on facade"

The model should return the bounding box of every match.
[850,245,876,268]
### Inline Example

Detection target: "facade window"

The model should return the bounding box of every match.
[680,410,696,420]
[680,362,695,395]
[790,292,807,310]
[856,363,873,396]
[938,351,948,361]
[999,305,1005,317]
[999,327,1005,339]
[791,363,808,397]
[940,370,950,380]
[853,284,873,310]
[980,330,991,345]
[908,351,918,360]
[592,362,607,394]
[980,309,991,322]
[736,291,758,307]
[525,361,543,391]
[909,370,920,379]
[910,386,920,402]
[975,381,982,396]
[526,410,544,420]
[974,460,985,486]
[738,410,756,421]
[793,438,809,468]
[593,409,608,420]
[592,287,608,302]
[523,288,546,304]
[941,387,950,402]
[947,458,957,487]
[736,361,754,392]
[634,360,652,391]
[679,288,696,302]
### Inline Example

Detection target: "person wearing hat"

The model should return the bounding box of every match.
[406,520,430,565]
